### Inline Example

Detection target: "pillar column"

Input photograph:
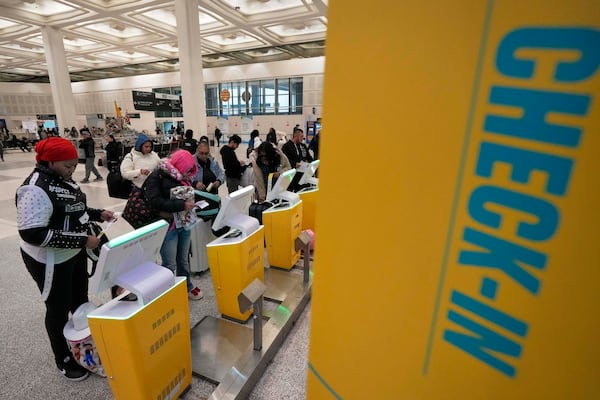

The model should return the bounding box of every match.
[41,26,77,136]
[175,0,207,137]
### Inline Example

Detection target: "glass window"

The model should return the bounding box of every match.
[290,77,303,114]
[205,84,219,116]
[248,80,261,115]
[277,78,290,114]
[262,79,275,115]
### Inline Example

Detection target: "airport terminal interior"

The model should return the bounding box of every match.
[0,1,325,399]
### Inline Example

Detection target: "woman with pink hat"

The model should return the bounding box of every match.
[144,150,203,300]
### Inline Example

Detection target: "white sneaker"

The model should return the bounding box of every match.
[188,287,203,300]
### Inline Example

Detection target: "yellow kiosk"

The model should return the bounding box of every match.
[297,160,320,232]
[205,185,265,322]
[262,169,303,270]
[87,221,192,400]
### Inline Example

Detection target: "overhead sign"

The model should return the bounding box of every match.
[132,91,155,111]
[155,92,182,112]
[132,91,182,112]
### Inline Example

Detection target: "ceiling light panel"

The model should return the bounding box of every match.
[220,0,307,15]
[152,43,179,53]
[19,0,75,17]
[102,50,158,63]
[0,17,20,30]
[86,21,146,39]
[203,31,262,48]
[266,19,326,38]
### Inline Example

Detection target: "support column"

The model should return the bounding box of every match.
[175,0,207,137]
[41,26,77,136]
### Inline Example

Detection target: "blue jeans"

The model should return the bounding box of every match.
[160,226,193,292]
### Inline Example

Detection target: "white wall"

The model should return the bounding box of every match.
[0,57,325,139]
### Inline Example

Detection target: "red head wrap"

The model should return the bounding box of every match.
[35,137,79,163]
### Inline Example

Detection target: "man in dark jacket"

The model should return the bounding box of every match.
[78,131,102,183]
[282,128,313,191]
[219,134,245,193]
[182,129,198,155]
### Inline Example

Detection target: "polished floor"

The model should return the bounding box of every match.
[0,148,311,399]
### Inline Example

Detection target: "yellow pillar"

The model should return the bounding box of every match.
[308,0,600,398]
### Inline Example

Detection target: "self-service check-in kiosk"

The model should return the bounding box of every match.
[262,169,303,270]
[205,185,265,322]
[297,160,320,232]
[87,220,192,400]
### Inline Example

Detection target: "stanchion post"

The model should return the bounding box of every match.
[295,230,312,284]
[238,279,267,351]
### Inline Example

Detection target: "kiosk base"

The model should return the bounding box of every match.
[190,263,311,399]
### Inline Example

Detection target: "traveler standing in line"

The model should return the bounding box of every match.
[246,129,260,159]
[253,142,291,203]
[144,150,203,300]
[79,131,102,183]
[308,129,320,160]
[182,129,198,155]
[16,137,115,381]
[266,127,277,146]
[214,127,222,147]
[282,128,313,191]
[220,134,245,194]
[104,134,122,172]
[192,141,224,195]
[120,133,160,190]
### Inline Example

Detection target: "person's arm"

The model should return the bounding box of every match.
[119,153,139,181]
[144,173,186,213]
[211,159,225,186]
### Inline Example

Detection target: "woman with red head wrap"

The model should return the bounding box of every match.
[16,137,115,381]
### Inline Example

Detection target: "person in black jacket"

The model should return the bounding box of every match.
[182,129,198,155]
[16,137,115,381]
[281,128,313,191]
[78,131,102,183]
[219,134,245,193]
[104,134,122,172]
[144,150,203,300]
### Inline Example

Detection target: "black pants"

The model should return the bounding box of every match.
[22,249,89,364]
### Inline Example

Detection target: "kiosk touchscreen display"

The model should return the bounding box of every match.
[89,220,169,296]
[298,160,320,186]
[266,168,296,203]
[212,185,255,232]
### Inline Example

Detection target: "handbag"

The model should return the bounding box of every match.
[122,185,158,229]
[106,169,132,199]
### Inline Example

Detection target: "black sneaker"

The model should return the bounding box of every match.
[57,356,89,381]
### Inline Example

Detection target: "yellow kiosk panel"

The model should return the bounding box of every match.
[88,277,191,400]
[308,0,600,399]
[263,201,303,270]
[207,226,265,321]
[298,188,318,232]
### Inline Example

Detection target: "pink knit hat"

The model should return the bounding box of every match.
[169,149,197,176]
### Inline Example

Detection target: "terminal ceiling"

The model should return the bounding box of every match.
[0,0,328,83]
